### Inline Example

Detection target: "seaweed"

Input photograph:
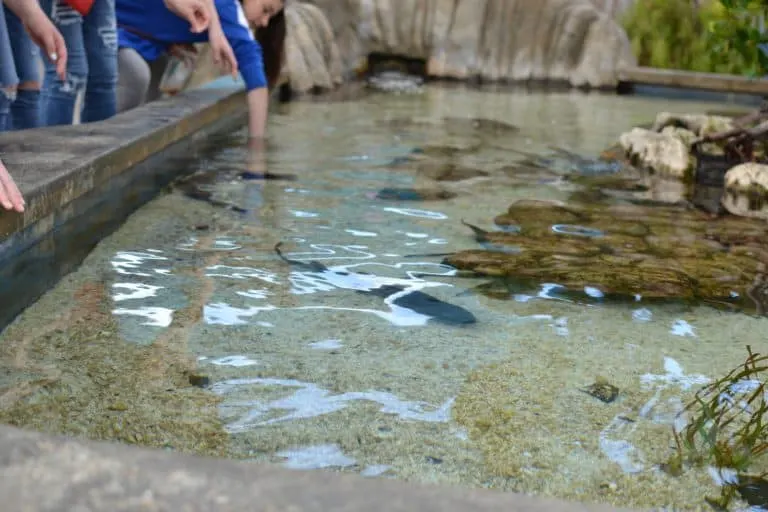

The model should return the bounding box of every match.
[664,345,768,509]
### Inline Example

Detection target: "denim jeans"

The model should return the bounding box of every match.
[39,0,118,126]
[4,7,42,130]
[0,6,17,132]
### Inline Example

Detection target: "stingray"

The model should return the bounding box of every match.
[274,243,476,326]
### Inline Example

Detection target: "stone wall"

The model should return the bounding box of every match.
[182,0,637,94]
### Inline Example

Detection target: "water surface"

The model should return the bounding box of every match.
[1,87,766,511]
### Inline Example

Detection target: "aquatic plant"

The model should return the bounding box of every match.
[664,345,767,509]
[621,0,766,75]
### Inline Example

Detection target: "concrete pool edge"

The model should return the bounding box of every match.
[0,81,246,247]
[0,424,635,512]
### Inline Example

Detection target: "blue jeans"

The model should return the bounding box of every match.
[4,6,42,130]
[0,6,17,132]
[39,0,117,126]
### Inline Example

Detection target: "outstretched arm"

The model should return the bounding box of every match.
[0,158,25,213]
[3,0,67,78]
[246,87,268,140]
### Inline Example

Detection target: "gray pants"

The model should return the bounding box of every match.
[116,47,168,113]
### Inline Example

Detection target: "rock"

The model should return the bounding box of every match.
[282,2,344,94]
[590,0,635,18]
[304,0,635,88]
[651,112,734,138]
[722,162,768,220]
[375,187,457,201]
[619,127,693,179]
[444,198,768,310]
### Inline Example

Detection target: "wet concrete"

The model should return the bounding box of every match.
[0,424,633,512]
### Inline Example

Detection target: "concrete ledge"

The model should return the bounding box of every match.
[0,81,245,248]
[618,66,768,96]
[0,424,629,512]
[0,79,247,329]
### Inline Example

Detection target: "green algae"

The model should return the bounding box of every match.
[0,279,229,458]
[446,198,768,311]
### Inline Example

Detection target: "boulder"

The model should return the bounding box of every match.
[304,0,636,88]
[618,127,693,179]
[722,162,768,220]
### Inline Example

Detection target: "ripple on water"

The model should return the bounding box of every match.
[212,377,454,433]
[382,207,448,220]
[276,444,356,470]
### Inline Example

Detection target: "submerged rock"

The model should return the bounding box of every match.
[444,198,768,311]
[375,187,457,201]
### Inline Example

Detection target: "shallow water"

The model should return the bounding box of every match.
[2,87,767,511]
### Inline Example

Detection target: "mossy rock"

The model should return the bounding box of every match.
[446,199,768,307]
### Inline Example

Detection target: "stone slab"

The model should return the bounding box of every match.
[0,80,245,247]
[619,66,768,96]
[0,424,634,512]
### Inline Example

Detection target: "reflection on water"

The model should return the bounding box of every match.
[2,87,767,510]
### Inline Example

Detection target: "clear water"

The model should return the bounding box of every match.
[2,86,766,511]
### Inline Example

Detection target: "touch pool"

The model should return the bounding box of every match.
[0,86,766,511]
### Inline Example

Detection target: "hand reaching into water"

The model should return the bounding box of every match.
[0,158,26,213]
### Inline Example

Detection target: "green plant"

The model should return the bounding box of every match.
[708,0,768,77]
[622,0,768,76]
[665,345,767,508]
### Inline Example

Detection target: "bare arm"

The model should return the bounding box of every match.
[247,87,268,140]
[2,0,67,78]
[2,0,39,20]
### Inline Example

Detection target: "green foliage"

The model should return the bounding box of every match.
[622,0,768,76]
[709,0,768,77]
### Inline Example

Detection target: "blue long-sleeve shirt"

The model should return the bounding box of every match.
[116,0,267,91]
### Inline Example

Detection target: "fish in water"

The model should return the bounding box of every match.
[173,169,297,213]
[274,242,476,326]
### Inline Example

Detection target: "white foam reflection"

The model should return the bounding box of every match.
[382,207,447,220]
[346,229,378,237]
[670,319,696,337]
[112,307,174,327]
[309,339,343,350]
[212,377,454,433]
[112,283,163,302]
[111,251,170,276]
[276,444,356,470]
[210,355,259,367]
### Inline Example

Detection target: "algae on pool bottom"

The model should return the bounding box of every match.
[0,86,766,510]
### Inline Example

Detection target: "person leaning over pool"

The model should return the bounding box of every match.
[0,0,214,213]
[115,0,285,141]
